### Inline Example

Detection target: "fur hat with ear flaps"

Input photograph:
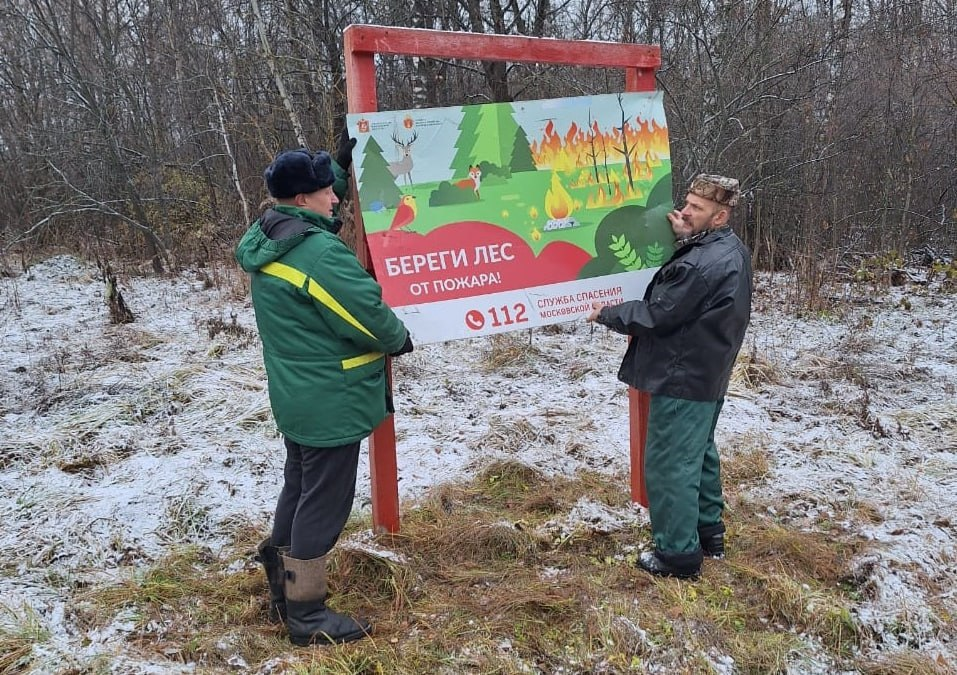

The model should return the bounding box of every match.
[264,149,335,199]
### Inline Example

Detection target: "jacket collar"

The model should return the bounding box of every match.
[675,224,731,249]
[272,205,342,234]
[259,205,342,240]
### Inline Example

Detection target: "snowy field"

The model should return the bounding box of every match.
[0,255,954,672]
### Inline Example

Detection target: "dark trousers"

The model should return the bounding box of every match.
[271,437,361,560]
[644,395,725,554]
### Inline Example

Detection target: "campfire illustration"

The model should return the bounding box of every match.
[543,173,581,232]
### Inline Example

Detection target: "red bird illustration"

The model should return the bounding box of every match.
[389,194,418,230]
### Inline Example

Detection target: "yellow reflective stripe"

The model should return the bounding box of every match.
[261,261,377,340]
[305,279,376,339]
[261,261,307,287]
[342,352,384,370]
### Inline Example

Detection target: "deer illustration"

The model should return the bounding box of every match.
[387,131,417,186]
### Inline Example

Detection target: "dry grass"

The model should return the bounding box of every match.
[202,313,257,348]
[725,631,803,673]
[83,546,262,624]
[52,440,137,475]
[480,331,542,373]
[858,651,955,674]
[850,500,885,525]
[791,352,886,391]
[472,415,552,454]
[731,348,783,388]
[76,545,283,669]
[892,402,957,433]
[723,441,772,486]
[330,546,416,613]
[736,520,858,584]
[0,605,48,675]
[539,322,572,335]
[68,463,903,673]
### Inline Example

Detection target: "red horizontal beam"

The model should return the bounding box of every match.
[344,24,660,69]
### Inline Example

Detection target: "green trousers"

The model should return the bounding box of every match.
[644,395,725,554]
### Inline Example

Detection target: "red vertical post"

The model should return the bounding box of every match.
[628,388,651,506]
[624,65,656,508]
[344,32,401,534]
[368,360,400,533]
[625,67,657,93]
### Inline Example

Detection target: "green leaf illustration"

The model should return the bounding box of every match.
[609,234,627,253]
[609,234,643,271]
[645,241,665,267]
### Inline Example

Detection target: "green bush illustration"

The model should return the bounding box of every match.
[429,181,480,206]
[578,175,676,280]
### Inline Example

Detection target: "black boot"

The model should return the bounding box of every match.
[282,553,371,646]
[255,537,289,622]
[637,548,703,579]
[698,522,726,559]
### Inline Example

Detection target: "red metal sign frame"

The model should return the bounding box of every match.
[343,24,659,532]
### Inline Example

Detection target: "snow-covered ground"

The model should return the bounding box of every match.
[0,255,954,671]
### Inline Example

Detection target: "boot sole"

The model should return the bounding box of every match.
[640,565,700,580]
[637,554,700,579]
[290,627,371,646]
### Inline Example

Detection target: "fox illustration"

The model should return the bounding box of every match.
[453,165,482,198]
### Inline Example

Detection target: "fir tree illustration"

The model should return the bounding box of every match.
[644,242,666,267]
[609,234,643,271]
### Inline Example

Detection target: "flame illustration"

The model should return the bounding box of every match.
[530,227,542,241]
[586,181,643,209]
[532,117,669,174]
[545,173,575,220]
[586,188,607,208]
[528,115,668,211]
[551,147,576,173]
[565,122,579,145]
[611,183,625,205]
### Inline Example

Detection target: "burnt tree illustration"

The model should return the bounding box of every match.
[613,94,637,190]
[583,110,614,197]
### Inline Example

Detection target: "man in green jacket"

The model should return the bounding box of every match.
[236,133,412,645]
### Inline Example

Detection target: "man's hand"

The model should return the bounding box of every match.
[586,302,608,323]
[667,209,693,239]
[335,125,357,170]
[389,332,414,357]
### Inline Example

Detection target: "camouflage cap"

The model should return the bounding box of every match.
[688,173,740,207]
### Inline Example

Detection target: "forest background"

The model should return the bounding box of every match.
[0,0,954,280]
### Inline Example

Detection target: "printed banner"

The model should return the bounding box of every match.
[347,91,674,344]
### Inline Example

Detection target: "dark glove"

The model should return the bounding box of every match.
[335,125,357,170]
[389,332,414,357]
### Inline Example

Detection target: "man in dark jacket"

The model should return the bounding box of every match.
[587,174,752,579]
[236,131,413,645]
